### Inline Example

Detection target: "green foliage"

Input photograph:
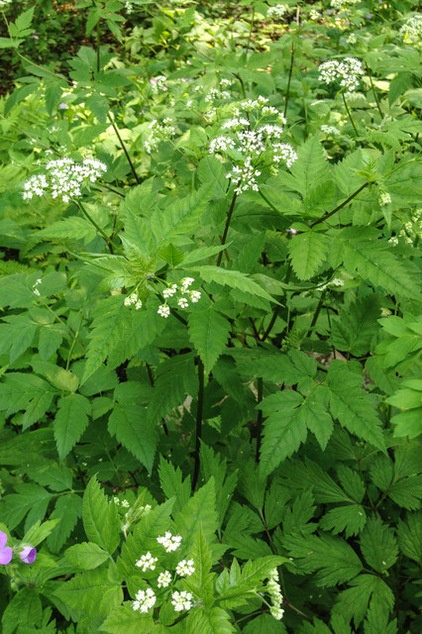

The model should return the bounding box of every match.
[0,0,421,631]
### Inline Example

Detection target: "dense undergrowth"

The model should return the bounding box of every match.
[0,0,421,632]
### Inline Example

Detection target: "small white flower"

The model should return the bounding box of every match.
[378,191,392,206]
[171,590,193,612]
[135,551,158,572]
[163,284,178,299]
[176,559,195,577]
[157,570,172,588]
[318,57,364,92]
[189,290,201,303]
[178,297,189,309]
[132,587,156,613]
[157,304,171,318]
[267,4,289,20]
[156,531,182,552]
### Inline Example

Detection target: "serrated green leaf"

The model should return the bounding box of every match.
[325,362,385,451]
[22,519,59,548]
[100,605,159,634]
[151,186,211,244]
[65,542,110,570]
[244,613,288,633]
[53,567,123,620]
[186,607,235,634]
[147,352,198,424]
[82,478,120,554]
[0,315,38,362]
[193,265,276,302]
[173,478,218,546]
[54,393,91,459]
[2,588,42,634]
[360,517,398,573]
[289,134,330,196]
[184,527,215,607]
[320,505,367,538]
[283,533,362,586]
[158,456,192,513]
[333,574,394,628]
[108,402,157,473]
[47,493,82,553]
[330,296,380,356]
[397,512,422,563]
[288,230,329,280]
[36,217,97,244]
[188,308,231,373]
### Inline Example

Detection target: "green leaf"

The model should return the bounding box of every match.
[289,134,330,196]
[330,296,380,356]
[283,533,363,586]
[101,605,159,634]
[333,574,394,628]
[22,519,60,548]
[108,402,157,473]
[363,602,398,634]
[200,443,237,528]
[0,315,38,362]
[320,505,367,538]
[65,542,110,570]
[0,372,56,430]
[359,517,398,573]
[288,230,329,281]
[244,613,288,633]
[184,527,215,607]
[151,186,212,245]
[260,391,308,476]
[147,352,198,424]
[53,567,123,620]
[397,512,422,563]
[2,588,42,634]
[193,265,276,302]
[188,308,231,373]
[82,478,120,554]
[325,362,385,451]
[173,478,218,546]
[158,456,191,514]
[47,493,83,553]
[0,483,52,531]
[186,607,235,634]
[54,393,91,460]
[36,217,97,244]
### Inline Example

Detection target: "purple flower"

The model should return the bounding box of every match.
[19,546,37,564]
[0,531,13,565]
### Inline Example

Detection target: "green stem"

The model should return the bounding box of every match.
[342,92,358,136]
[306,289,326,338]
[255,376,264,463]
[284,43,295,120]
[192,357,205,491]
[107,114,141,185]
[367,72,384,120]
[216,190,238,266]
[309,182,369,228]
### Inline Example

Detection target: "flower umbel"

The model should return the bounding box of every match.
[157,570,172,588]
[175,559,195,577]
[132,587,157,613]
[156,531,182,552]
[318,57,364,92]
[135,551,158,572]
[171,590,193,612]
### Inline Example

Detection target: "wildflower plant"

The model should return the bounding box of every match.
[0,1,422,633]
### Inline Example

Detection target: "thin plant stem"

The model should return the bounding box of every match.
[107,114,141,185]
[342,92,358,136]
[284,43,295,120]
[309,181,369,228]
[255,376,264,463]
[367,71,384,120]
[306,289,326,338]
[192,357,205,491]
[216,190,238,266]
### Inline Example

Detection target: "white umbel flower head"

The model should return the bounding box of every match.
[175,559,195,577]
[157,570,172,588]
[318,57,364,92]
[171,590,193,612]
[156,531,182,552]
[132,587,156,613]
[135,551,158,572]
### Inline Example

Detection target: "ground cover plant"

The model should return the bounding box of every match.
[0,0,421,631]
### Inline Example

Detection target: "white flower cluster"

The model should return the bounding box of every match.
[150,75,168,94]
[330,0,360,10]
[320,124,341,136]
[156,531,182,552]
[136,551,158,572]
[0,0,12,8]
[316,277,345,292]
[32,278,42,297]
[205,87,232,103]
[171,590,193,612]
[175,559,195,577]
[267,568,284,621]
[378,191,392,206]
[158,277,201,318]
[23,157,107,203]
[124,292,143,310]
[390,209,422,246]
[318,57,364,92]
[400,14,422,44]
[157,570,172,588]
[209,97,297,195]
[144,118,176,154]
[133,587,156,613]
[267,4,289,20]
